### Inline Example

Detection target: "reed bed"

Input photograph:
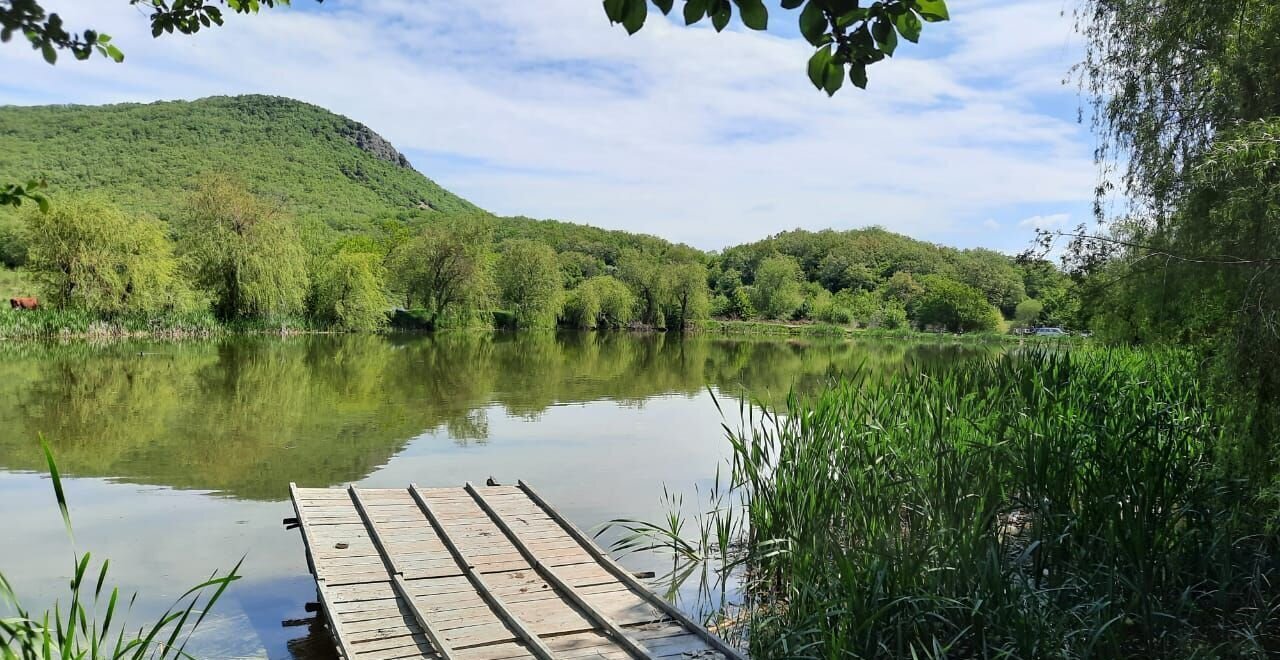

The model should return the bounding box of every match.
[615,349,1279,658]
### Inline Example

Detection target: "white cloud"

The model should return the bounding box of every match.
[0,0,1095,251]
[1018,213,1072,229]
[983,219,1001,230]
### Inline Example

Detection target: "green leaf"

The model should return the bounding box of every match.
[914,0,949,22]
[40,436,73,539]
[33,193,50,214]
[603,0,626,23]
[684,0,709,25]
[105,44,124,63]
[893,9,922,43]
[823,60,844,95]
[871,16,897,56]
[622,0,648,34]
[652,0,674,14]
[807,45,833,91]
[41,41,56,64]
[781,0,804,9]
[849,62,868,89]
[711,3,731,31]
[798,1,828,46]
[733,0,768,30]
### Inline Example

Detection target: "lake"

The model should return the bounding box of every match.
[0,331,1000,658]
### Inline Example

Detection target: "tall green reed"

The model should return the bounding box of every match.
[0,438,241,659]
[614,349,1279,658]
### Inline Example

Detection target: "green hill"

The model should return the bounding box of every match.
[0,95,478,229]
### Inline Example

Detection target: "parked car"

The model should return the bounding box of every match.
[1034,327,1069,337]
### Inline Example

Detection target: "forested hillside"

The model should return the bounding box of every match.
[0,95,476,228]
[0,95,1076,335]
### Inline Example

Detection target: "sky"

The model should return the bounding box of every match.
[0,0,1095,253]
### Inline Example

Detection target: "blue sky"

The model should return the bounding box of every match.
[0,0,1095,253]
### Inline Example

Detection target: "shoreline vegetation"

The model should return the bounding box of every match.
[610,349,1280,658]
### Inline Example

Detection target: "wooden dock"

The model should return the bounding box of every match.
[288,481,742,660]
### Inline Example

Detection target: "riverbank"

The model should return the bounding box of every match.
[691,318,1032,342]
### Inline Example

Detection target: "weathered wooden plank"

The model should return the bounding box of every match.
[467,483,652,659]
[349,486,459,660]
[291,483,363,660]
[517,481,744,660]
[408,484,558,660]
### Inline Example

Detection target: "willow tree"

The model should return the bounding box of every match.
[174,177,309,321]
[1075,0,1280,457]
[666,262,709,330]
[312,249,389,332]
[497,239,562,329]
[24,195,195,315]
[389,216,493,329]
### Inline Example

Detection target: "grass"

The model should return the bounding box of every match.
[612,349,1279,658]
[0,438,241,658]
[0,309,224,340]
[0,268,36,301]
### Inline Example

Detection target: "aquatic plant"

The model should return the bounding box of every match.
[614,349,1280,657]
[0,439,241,658]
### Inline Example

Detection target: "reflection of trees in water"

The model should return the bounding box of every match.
[0,334,999,501]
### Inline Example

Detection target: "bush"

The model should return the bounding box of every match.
[915,275,1002,332]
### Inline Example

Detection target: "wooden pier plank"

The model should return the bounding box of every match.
[291,484,740,660]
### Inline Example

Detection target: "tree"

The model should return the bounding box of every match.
[174,176,309,321]
[0,212,27,267]
[2,0,946,88]
[752,254,805,320]
[665,262,709,330]
[953,248,1025,316]
[617,249,670,327]
[603,0,950,94]
[24,195,195,314]
[1075,0,1280,459]
[389,215,493,329]
[562,275,636,329]
[312,250,389,332]
[914,275,999,332]
[1013,299,1043,328]
[497,239,562,329]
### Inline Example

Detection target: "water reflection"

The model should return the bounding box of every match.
[0,331,999,658]
[0,332,996,501]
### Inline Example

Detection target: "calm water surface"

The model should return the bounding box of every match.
[0,332,1000,658]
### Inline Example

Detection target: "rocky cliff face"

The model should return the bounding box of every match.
[339,119,414,170]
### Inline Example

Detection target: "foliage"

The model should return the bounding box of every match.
[914,274,999,332]
[24,195,196,315]
[617,349,1280,658]
[952,247,1026,315]
[0,178,48,211]
[0,214,28,267]
[496,239,562,329]
[602,0,950,94]
[0,96,475,233]
[311,250,389,332]
[563,275,635,329]
[1013,298,1043,327]
[750,254,805,320]
[0,438,240,657]
[388,215,493,329]
[665,262,709,330]
[174,177,309,322]
[1075,0,1280,464]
